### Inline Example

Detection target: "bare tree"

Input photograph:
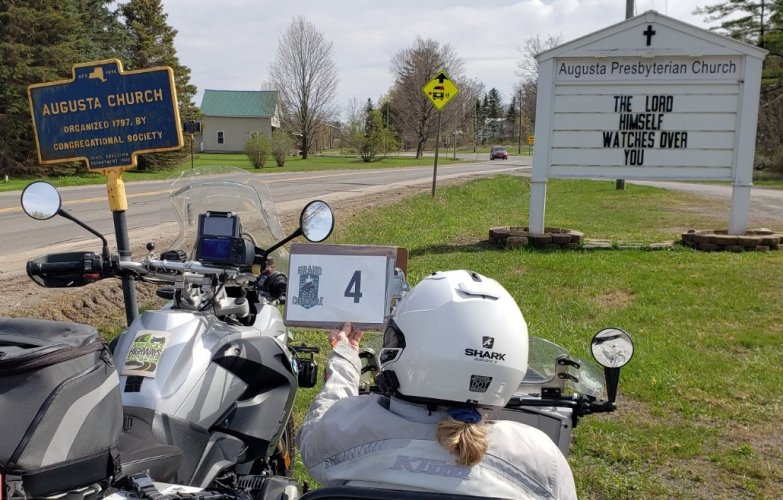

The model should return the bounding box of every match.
[515,34,562,131]
[389,37,465,158]
[270,16,338,159]
[455,77,485,152]
[516,34,562,81]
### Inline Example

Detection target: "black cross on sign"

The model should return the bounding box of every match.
[643,24,656,46]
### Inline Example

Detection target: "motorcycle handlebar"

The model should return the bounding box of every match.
[117,258,267,289]
[26,251,107,287]
[118,258,247,278]
[27,260,84,275]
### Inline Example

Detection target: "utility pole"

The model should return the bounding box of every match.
[518,87,523,154]
[617,0,634,190]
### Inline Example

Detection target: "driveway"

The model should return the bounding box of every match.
[630,180,783,229]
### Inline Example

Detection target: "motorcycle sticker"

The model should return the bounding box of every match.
[121,330,171,378]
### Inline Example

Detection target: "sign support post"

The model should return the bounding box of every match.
[28,59,183,325]
[104,168,137,324]
[422,70,459,197]
[432,112,442,197]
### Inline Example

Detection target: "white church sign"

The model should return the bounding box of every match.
[530,11,767,235]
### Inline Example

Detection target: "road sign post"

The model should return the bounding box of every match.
[422,71,459,197]
[28,59,183,324]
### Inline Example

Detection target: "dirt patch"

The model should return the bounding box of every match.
[590,288,635,310]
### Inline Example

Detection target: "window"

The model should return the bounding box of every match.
[217,131,224,144]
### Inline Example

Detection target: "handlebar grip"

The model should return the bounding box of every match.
[26,252,106,287]
[27,260,84,276]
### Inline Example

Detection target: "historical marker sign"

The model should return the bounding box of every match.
[28,59,183,171]
[529,11,767,234]
[422,71,459,111]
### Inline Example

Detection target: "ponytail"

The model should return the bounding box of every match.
[436,408,489,466]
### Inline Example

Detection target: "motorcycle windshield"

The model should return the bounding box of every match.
[165,166,289,271]
[520,337,606,398]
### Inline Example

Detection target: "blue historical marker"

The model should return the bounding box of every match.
[28,59,183,170]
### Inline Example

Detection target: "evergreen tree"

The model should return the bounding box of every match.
[359,99,384,162]
[505,94,518,142]
[0,1,134,177]
[120,0,198,170]
[0,0,85,176]
[363,98,378,135]
[695,0,771,46]
[485,88,503,118]
[76,0,131,62]
[378,96,400,151]
[696,1,783,171]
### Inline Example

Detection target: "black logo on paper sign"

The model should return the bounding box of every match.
[469,374,492,393]
[482,336,494,349]
[292,265,324,309]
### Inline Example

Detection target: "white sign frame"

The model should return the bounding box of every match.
[284,243,405,330]
[530,10,767,235]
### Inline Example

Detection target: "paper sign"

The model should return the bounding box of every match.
[284,244,400,329]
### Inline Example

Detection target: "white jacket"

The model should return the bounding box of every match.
[298,339,578,499]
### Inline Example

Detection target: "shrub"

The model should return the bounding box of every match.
[245,134,272,169]
[272,131,293,167]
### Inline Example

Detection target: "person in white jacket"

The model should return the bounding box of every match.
[298,270,577,500]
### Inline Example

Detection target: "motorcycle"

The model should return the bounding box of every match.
[15,167,634,499]
[15,167,331,499]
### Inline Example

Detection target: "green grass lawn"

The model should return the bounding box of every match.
[288,177,783,498]
[0,153,464,192]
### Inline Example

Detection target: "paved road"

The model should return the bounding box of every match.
[2,156,781,276]
[0,159,529,275]
[630,180,783,228]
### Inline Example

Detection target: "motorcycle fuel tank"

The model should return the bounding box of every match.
[112,305,288,429]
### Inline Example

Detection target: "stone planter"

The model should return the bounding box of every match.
[489,226,584,249]
[681,229,781,252]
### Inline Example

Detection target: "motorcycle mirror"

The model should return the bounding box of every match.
[20,181,111,259]
[21,181,62,220]
[590,327,634,404]
[300,200,334,242]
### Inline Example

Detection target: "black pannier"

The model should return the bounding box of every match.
[0,318,122,498]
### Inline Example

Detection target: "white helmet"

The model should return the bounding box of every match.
[377,270,528,407]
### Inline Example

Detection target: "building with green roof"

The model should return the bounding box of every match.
[199,90,280,152]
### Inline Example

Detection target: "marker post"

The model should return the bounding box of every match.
[104,168,138,324]
[28,59,183,326]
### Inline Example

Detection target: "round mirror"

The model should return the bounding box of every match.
[591,327,634,369]
[21,181,61,220]
[300,200,334,242]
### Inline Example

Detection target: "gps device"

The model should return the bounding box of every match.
[195,211,255,267]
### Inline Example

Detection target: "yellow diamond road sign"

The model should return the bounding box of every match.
[423,71,459,111]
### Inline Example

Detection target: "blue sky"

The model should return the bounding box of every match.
[161,0,715,117]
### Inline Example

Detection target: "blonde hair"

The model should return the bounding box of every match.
[436,416,490,466]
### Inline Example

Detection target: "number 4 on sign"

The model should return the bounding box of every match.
[345,270,363,303]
